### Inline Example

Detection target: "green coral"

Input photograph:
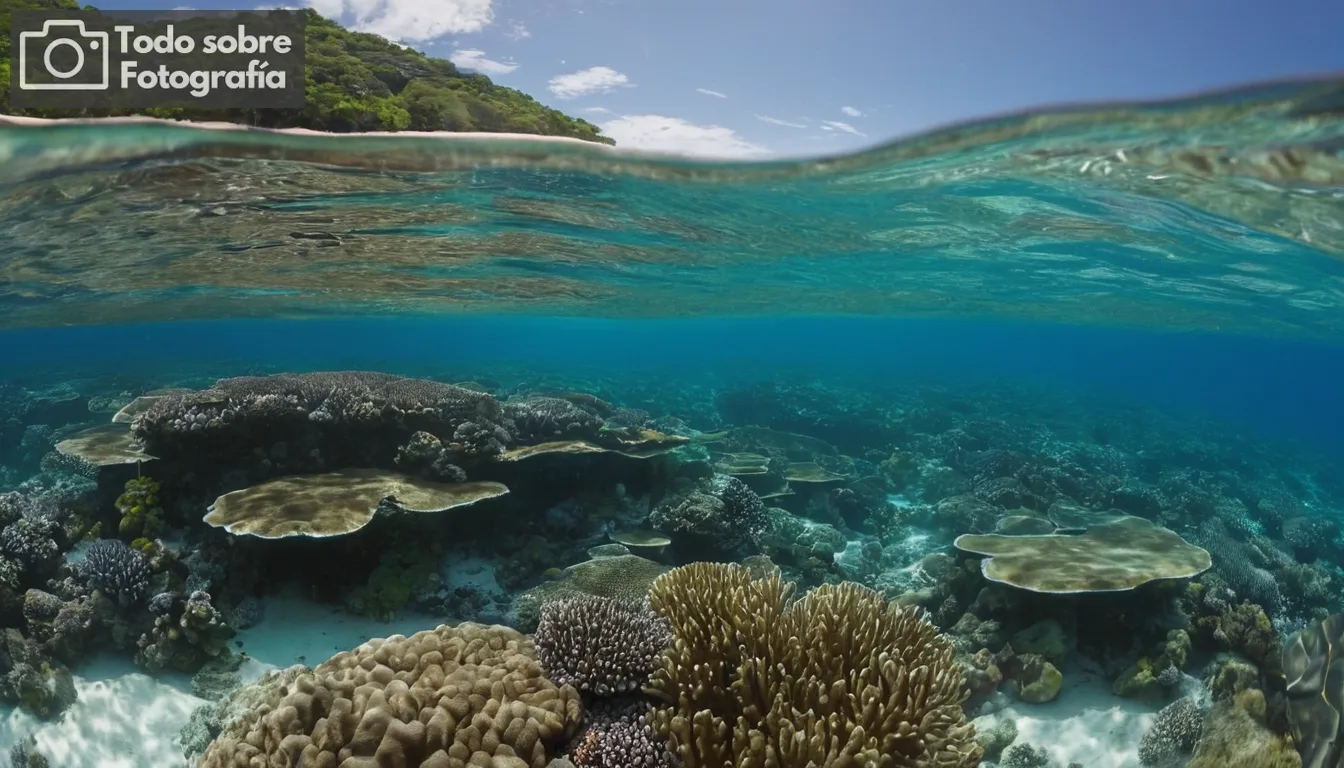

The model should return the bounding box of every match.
[1114,629,1191,699]
[1198,601,1280,673]
[115,477,164,539]
[346,546,440,622]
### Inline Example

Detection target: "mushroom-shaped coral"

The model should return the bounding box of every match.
[646,561,982,768]
[203,469,509,539]
[534,595,671,696]
[198,622,583,768]
[954,515,1211,594]
[74,539,150,607]
[1283,612,1344,768]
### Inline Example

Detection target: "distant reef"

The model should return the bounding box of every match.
[0,0,613,144]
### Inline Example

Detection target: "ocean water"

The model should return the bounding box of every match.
[0,79,1342,768]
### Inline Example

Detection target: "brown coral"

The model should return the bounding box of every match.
[198,622,582,768]
[646,561,982,768]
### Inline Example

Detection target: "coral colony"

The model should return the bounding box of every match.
[1,369,1342,767]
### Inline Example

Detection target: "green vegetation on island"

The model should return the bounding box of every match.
[0,0,612,143]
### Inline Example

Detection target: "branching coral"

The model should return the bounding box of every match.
[564,697,676,768]
[75,539,150,607]
[645,562,982,768]
[534,595,671,696]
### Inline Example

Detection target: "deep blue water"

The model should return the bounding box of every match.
[2,316,1340,458]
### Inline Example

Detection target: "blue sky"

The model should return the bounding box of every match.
[102,0,1344,157]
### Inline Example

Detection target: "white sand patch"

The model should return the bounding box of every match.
[443,551,504,595]
[233,590,446,684]
[0,656,207,768]
[0,593,480,766]
[974,660,1159,768]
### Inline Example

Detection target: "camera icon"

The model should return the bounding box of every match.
[18,19,110,91]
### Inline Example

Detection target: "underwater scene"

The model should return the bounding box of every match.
[0,78,1343,768]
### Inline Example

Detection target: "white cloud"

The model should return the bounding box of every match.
[754,114,806,129]
[582,107,611,114]
[600,115,769,159]
[696,88,727,98]
[306,0,494,42]
[449,49,517,75]
[548,66,631,99]
[822,120,867,137]
[840,106,863,117]
[505,21,531,39]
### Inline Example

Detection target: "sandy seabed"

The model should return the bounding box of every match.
[973,658,1159,768]
[2,596,1161,767]
[0,591,444,767]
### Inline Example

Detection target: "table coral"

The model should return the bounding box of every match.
[954,515,1212,593]
[202,468,510,539]
[198,622,583,768]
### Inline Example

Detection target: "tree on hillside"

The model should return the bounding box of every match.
[0,0,612,144]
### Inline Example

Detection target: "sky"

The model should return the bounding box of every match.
[99,0,1344,158]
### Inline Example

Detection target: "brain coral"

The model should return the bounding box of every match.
[646,561,982,768]
[198,622,582,768]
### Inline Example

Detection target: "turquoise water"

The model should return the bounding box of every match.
[0,79,1343,768]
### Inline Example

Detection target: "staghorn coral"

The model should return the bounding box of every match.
[198,622,583,768]
[646,562,982,768]
[534,595,671,696]
[74,539,150,607]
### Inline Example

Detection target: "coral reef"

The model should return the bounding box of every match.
[135,590,236,673]
[74,539,151,607]
[534,595,671,696]
[646,561,982,767]
[648,473,768,555]
[202,469,510,539]
[198,622,584,767]
[954,516,1212,593]
[114,476,164,539]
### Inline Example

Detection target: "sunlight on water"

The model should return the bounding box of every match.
[0,78,1342,336]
